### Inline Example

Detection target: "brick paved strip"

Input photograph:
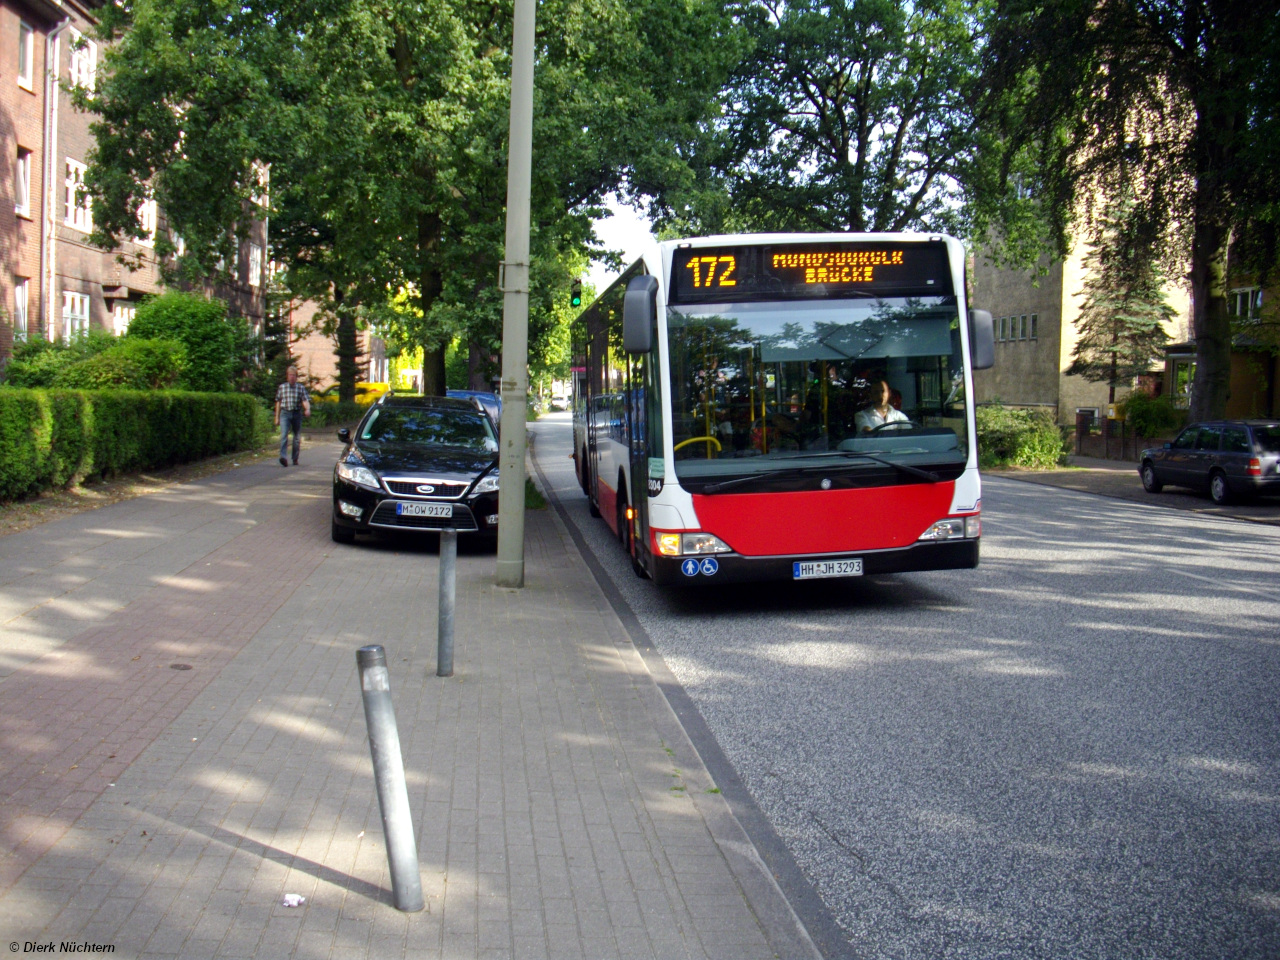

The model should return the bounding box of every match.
[0,493,332,894]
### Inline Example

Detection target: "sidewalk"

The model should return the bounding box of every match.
[0,444,820,958]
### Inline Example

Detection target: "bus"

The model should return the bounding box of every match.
[571,233,995,585]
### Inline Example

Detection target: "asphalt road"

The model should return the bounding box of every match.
[530,413,1280,960]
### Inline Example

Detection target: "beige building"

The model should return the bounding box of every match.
[971,244,1191,425]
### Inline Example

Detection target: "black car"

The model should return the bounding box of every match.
[331,395,501,543]
[1139,419,1280,504]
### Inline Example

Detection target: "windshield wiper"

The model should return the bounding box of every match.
[700,455,940,494]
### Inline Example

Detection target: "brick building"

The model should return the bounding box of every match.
[0,0,61,361]
[0,0,265,367]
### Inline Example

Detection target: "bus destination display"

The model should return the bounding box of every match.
[670,242,952,303]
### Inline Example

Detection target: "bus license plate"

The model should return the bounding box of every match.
[397,502,452,518]
[793,559,863,580]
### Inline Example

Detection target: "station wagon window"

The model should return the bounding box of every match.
[1194,426,1221,451]
[1171,426,1198,449]
[1221,427,1249,454]
[1253,426,1280,454]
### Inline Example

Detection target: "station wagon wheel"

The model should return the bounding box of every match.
[1209,470,1231,505]
[1140,461,1163,493]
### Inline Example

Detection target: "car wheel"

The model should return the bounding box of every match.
[331,518,356,544]
[1209,471,1231,505]
[1140,461,1163,493]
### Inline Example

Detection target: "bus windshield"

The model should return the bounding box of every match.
[667,296,969,485]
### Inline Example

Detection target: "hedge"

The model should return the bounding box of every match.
[976,404,1070,469]
[0,388,259,502]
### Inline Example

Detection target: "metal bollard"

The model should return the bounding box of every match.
[355,645,424,912]
[437,528,457,677]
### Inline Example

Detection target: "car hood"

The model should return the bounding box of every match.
[353,442,497,480]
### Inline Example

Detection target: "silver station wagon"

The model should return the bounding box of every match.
[1140,420,1280,504]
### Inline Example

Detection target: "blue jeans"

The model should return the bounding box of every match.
[279,410,303,462]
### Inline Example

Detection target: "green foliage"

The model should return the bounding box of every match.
[1117,393,1185,439]
[308,399,371,428]
[0,389,257,501]
[83,0,738,400]
[127,292,236,392]
[978,0,1280,420]
[663,0,989,236]
[976,404,1067,469]
[1067,192,1174,394]
[51,339,186,390]
[3,331,118,387]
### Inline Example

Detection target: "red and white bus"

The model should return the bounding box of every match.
[572,233,995,585]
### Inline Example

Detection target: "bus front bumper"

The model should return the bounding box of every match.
[648,537,979,586]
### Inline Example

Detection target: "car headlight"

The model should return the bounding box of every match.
[336,460,381,490]
[472,473,500,495]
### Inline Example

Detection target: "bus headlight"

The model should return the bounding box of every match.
[655,531,734,556]
[918,516,980,541]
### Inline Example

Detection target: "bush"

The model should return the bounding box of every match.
[127,292,237,391]
[308,399,371,427]
[1118,392,1185,438]
[51,339,186,390]
[977,404,1069,469]
[3,331,118,387]
[0,388,259,501]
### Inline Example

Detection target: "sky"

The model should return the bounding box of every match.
[586,195,656,298]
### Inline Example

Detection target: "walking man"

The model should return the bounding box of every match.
[274,366,311,466]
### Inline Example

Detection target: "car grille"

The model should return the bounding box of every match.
[369,501,479,532]
[385,479,468,498]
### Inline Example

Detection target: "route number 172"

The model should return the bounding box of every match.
[685,255,737,288]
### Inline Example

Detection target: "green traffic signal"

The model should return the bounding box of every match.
[570,278,582,308]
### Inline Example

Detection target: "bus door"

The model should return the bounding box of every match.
[627,354,650,569]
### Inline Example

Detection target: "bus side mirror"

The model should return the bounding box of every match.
[623,275,658,353]
[968,309,994,370]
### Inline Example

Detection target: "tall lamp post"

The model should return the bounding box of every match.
[495,0,537,588]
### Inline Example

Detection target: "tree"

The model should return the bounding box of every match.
[978,0,1280,421]
[1067,193,1175,403]
[82,0,739,401]
[657,0,990,236]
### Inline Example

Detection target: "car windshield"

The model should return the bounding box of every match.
[359,407,497,452]
[1254,426,1280,453]
[666,296,969,484]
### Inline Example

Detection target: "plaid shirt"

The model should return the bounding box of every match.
[276,381,310,412]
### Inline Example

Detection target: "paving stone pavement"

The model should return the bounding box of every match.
[0,443,820,959]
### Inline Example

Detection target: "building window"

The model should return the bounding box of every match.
[248,243,262,288]
[68,28,97,91]
[17,22,34,90]
[1230,287,1263,320]
[62,291,90,340]
[14,278,29,341]
[997,317,1006,342]
[1030,314,1038,340]
[15,148,31,216]
[1172,358,1195,409]
[1019,314,1028,340]
[65,159,92,232]
[113,301,136,335]
[136,199,157,246]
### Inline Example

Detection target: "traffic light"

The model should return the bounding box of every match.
[570,278,582,308]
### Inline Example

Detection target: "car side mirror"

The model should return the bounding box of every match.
[623,275,658,353]
[337,428,351,443]
[968,309,995,370]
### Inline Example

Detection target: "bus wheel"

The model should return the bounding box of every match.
[616,488,630,548]
[588,489,601,518]
[578,447,590,494]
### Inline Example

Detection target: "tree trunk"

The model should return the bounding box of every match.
[1187,183,1233,422]
[332,287,360,404]
[418,210,447,396]
[467,339,491,391]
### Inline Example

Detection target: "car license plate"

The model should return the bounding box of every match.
[397,502,452,518]
[793,559,863,580]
